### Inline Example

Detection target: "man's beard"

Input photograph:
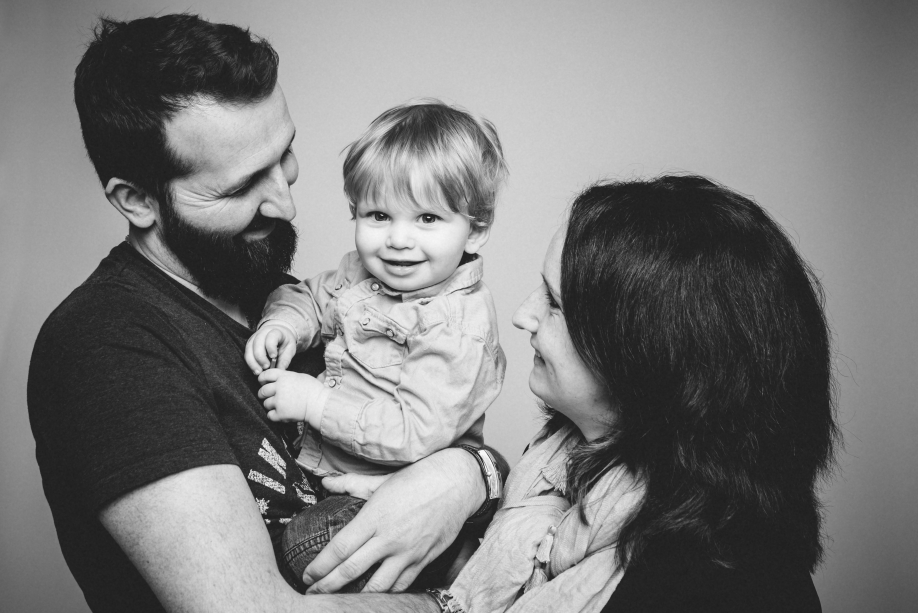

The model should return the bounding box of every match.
[158,200,298,321]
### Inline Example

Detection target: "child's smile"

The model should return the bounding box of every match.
[354,198,489,292]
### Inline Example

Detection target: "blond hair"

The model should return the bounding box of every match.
[343,99,508,229]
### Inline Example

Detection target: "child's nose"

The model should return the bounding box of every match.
[386,223,415,249]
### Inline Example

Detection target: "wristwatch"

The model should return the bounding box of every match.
[455,444,502,518]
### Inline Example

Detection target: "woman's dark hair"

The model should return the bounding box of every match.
[555,175,838,571]
[74,14,279,205]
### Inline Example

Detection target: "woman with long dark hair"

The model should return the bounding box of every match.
[427,175,838,613]
[303,174,837,612]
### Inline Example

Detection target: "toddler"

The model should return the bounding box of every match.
[245,99,508,590]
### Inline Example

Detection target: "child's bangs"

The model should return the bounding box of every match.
[357,146,464,217]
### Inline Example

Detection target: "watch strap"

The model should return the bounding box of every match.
[455,444,502,518]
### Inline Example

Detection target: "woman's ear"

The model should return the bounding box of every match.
[465,225,491,255]
[104,178,158,229]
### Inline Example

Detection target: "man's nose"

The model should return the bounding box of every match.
[259,165,296,222]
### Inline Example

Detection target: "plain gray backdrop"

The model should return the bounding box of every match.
[2,0,916,611]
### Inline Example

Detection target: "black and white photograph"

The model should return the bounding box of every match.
[2,1,916,611]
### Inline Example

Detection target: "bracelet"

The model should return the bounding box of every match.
[455,445,502,519]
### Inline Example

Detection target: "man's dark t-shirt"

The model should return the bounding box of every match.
[28,243,323,613]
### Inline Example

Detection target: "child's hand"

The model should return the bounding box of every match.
[245,322,298,374]
[322,473,393,501]
[257,369,329,425]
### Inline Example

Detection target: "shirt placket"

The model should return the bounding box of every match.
[325,279,390,390]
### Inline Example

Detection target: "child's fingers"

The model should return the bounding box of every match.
[322,474,391,500]
[257,368,282,384]
[245,328,267,362]
[265,409,280,422]
[275,344,298,371]
[243,336,264,375]
[264,328,289,359]
[258,383,277,400]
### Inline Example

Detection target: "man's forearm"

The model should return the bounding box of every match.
[99,447,492,611]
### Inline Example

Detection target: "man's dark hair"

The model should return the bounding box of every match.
[74,13,279,204]
[551,175,838,572]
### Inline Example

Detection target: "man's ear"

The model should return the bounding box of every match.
[465,224,491,255]
[104,178,158,229]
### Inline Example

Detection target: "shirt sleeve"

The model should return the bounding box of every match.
[260,268,339,352]
[28,288,236,514]
[315,319,506,464]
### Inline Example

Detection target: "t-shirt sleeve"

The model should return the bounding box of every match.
[29,287,238,514]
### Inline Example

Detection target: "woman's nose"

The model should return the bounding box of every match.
[512,288,540,332]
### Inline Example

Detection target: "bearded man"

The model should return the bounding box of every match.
[28,14,498,613]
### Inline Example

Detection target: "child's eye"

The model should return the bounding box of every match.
[419,214,439,224]
[373,212,389,222]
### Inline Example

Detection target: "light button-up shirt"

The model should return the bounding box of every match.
[260,251,505,476]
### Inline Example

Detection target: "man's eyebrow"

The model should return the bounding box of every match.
[223,130,296,196]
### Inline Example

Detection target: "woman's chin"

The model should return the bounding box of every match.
[527,376,548,406]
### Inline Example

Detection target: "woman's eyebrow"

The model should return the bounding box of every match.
[541,273,562,303]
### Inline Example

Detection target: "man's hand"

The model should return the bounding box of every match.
[257,369,329,424]
[302,448,486,594]
[245,322,299,374]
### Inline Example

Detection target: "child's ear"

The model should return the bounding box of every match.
[465,224,491,255]
[104,177,159,229]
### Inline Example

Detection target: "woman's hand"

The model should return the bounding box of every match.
[302,448,485,593]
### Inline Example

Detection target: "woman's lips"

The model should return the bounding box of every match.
[532,346,544,364]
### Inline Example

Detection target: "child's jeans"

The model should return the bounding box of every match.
[281,494,467,593]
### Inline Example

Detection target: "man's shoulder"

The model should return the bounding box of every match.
[41,250,161,330]
[33,244,193,357]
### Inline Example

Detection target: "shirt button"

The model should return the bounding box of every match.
[335,284,343,291]
[386,329,395,338]
[327,378,337,388]
[371,283,380,291]
[360,316,370,326]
